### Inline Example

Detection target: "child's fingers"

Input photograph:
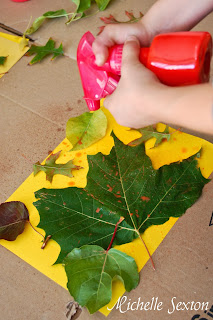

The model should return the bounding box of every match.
[121,36,141,75]
[92,23,146,66]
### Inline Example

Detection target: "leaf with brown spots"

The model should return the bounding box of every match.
[0,201,29,241]
[33,151,81,183]
[34,135,209,265]
[66,109,107,151]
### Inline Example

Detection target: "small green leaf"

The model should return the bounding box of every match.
[71,0,91,12]
[129,125,171,147]
[26,38,64,65]
[65,12,85,25]
[0,201,29,241]
[94,0,111,11]
[64,245,139,314]
[66,109,107,151]
[26,9,68,35]
[43,9,68,18]
[0,56,7,65]
[33,151,81,183]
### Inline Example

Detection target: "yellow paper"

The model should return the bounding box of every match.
[1,108,213,317]
[0,32,29,78]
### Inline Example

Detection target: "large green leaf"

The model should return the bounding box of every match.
[34,135,209,263]
[64,245,139,313]
[66,109,108,151]
[85,136,209,231]
[34,187,136,263]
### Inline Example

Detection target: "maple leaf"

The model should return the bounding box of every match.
[129,125,171,147]
[34,135,209,264]
[66,109,108,151]
[26,9,69,35]
[64,245,139,313]
[0,201,29,241]
[98,11,143,34]
[26,38,64,65]
[0,56,7,65]
[33,151,81,183]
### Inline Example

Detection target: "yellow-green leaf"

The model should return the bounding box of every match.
[66,109,108,151]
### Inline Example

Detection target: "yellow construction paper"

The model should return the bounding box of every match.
[1,107,213,317]
[0,32,29,78]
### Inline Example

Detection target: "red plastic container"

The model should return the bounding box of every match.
[11,0,29,2]
[77,31,212,111]
[104,32,212,85]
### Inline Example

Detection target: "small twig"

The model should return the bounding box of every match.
[0,22,35,41]
[106,217,124,252]
[41,235,52,249]
[28,220,51,249]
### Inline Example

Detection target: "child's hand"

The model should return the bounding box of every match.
[103,36,170,128]
[92,21,151,66]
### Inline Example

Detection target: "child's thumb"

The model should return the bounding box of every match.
[121,35,140,74]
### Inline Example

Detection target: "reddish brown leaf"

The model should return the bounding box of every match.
[0,201,29,241]
[98,11,144,34]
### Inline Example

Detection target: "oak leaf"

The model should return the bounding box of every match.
[0,201,29,241]
[33,151,81,183]
[98,11,143,34]
[129,125,171,147]
[64,245,139,313]
[26,38,64,65]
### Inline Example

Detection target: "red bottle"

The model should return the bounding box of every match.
[77,31,212,111]
[11,0,29,2]
[101,32,212,86]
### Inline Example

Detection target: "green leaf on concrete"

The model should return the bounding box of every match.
[34,135,209,263]
[26,38,64,64]
[0,201,29,241]
[33,151,81,183]
[129,125,171,147]
[66,109,108,151]
[26,9,68,35]
[94,0,111,11]
[0,56,7,65]
[72,0,91,13]
[64,245,139,313]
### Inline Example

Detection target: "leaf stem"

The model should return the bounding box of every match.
[28,220,51,249]
[137,231,155,270]
[106,217,124,252]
